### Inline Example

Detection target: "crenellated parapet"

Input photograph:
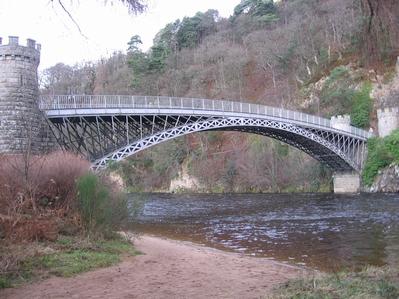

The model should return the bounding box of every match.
[330,114,351,132]
[377,107,399,137]
[0,36,41,65]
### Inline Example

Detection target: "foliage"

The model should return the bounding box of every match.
[176,10,219,49]
[320,67,372,125]
[385,130,399,161]
[325,66,349,86]
[105,138,188,192]
[362,130,399,186]
[76,173,130,235]
[234,0,276,17]
[319,68,355,115]
[350,82,372,128]
[128,50,149,87]
[127,35,142,53]
[271,266,399,299]
[148,44,169,72]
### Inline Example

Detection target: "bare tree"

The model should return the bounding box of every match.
[359,0,399,63]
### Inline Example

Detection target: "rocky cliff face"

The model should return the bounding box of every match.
[369,164,399,193]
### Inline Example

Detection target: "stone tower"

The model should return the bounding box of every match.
[377,107,399,137]
[0,36,47,153]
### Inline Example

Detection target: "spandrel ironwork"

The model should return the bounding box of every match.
[40,95,371,172]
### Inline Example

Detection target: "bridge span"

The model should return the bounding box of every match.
[39,95,372,178]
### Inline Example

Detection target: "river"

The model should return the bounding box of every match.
[132,193,399,272]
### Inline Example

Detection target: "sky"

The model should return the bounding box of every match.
[0,0,240,71]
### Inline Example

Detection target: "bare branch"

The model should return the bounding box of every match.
[115,0,147,15]
[51,0,88,38]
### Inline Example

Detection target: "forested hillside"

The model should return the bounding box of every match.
[41,0,399,192]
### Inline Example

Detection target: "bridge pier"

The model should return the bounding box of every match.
[333,172,360,193]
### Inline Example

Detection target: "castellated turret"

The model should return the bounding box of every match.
[377,107,399,137]
[0,36,51,153]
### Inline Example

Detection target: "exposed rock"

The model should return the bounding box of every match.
[108,171,125,190]
[369,164,399,193]
[169,160,202,192]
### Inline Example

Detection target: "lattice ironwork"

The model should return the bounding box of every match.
[43,114,367,173]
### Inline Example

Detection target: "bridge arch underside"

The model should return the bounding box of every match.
[46,114,365,172]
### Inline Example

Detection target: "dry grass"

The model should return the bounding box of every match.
[270,266,399,299]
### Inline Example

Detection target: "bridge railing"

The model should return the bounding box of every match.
[39,95,372,139]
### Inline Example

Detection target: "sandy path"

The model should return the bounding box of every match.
[2,235,307,299]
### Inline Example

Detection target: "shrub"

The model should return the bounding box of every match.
[76,173,130,236]
[384,129,399,162]
[320,66,355,115]
[362,129,399,186]
[350,82,372,128]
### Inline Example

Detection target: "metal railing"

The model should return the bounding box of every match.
[39,95,372,139]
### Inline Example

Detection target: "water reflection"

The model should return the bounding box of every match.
[132,193,399,272]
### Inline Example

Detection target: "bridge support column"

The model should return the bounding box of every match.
[333,172,360,193]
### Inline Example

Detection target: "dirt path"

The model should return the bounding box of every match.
[2,235,308,299]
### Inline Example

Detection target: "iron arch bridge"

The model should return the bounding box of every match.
[39,95,373,172]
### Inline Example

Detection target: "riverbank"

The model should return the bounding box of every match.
[0,234,138,289]
[2,235,307,298]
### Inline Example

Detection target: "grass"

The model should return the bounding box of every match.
[271,266,399,299]
[25,250,120,277]
[0,234,139,288]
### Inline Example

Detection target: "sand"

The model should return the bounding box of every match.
[1,235,307,299]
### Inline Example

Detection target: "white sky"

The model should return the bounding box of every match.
[0,0,240,70]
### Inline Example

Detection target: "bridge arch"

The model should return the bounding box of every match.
[90,116,357,171]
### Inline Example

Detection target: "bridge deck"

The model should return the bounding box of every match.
[40,95,372,140]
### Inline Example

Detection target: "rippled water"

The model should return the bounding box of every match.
[131,193,399,272]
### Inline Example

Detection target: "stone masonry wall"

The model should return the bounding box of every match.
[377,107,399,137]
[333,172,360,193]
[0,36,53,154]
[330,114,351,132]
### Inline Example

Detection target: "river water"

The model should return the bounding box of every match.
[132,193,399,272]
